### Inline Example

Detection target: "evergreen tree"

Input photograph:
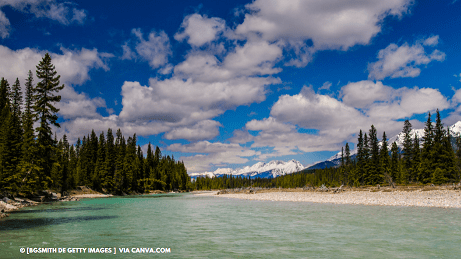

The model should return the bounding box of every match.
[390,142,399,183]
[20,71,40,195]
[368,125,380,184]
[355,130,365,186]
[93,132,106,191]
[34,53,65,189]
[104,128,115,192]
[401,119,412,184]
[432,167,446,185]
[362,133,370,185]
[442,126,456,182]
[411,133,421,183]
[419,112,433,183]
[380,131,391,184]
[431,109,446,177]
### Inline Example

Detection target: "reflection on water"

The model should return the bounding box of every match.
[0,193,460,258]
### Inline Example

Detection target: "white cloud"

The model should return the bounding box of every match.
[271,86,366,133]
[318,81,332,91]
[164,120,222,141]
[368,37,445,80]
[118,76,277,126]
[0,45,114,130]
[229,82,450,166]
[56,115,171,144]
[423,35,439,46]
[246,117,294,133]
[129,28,172,69]
[235,0,413,66]
[367,87,450,120]
[341,80,392,108]
[174,13,226,47]
[57,86,106,119]
[0,45,112,87]
[168,141,259,172]
[0,0,87,38]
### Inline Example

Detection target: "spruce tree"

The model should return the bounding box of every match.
[442,126,456,182]
[20,71,40,195]
[368,125,380,184]
[401,120,412,183]
[390,142,399,183]
[411,133,421,183]
[420,112,433,183]
[104,129,115,192]
[356,130,365,185]
[431,109,445,179]
[380,131,391,184]
[34,53,65,189]
[94,132,106,191]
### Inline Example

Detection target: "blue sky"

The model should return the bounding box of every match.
[1,0,461,173]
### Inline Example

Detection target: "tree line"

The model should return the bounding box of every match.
[0,53,191,197]
[193,110,461,190]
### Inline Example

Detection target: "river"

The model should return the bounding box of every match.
[1,193,460,258]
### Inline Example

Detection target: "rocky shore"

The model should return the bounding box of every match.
[200,186,461,208]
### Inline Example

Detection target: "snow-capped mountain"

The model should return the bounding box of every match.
[189,160,305,179]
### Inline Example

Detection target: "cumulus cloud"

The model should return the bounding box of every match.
[164,120,222,141]
[0,45,114,129]
[56,115,171,144]
[0,45,112,86]
[235,0,413,66]
[271,86,366,133]
[122,28,171,69]
[341,80,392,108]
[174,13,226,47]
[168,141,259,172]
[229,82,450,166]
[368,37,445,80]
[118,76,277,126]
[0,0,87,38]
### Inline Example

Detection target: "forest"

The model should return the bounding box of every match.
[194,110,461,190]
[0,53,191,197]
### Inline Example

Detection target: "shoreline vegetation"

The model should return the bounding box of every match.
[0,54,192,213]
[0,185,177,219]
[195,184,461,208]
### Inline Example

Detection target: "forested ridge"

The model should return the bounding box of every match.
[194,111,461,190]
[0,54,191,197]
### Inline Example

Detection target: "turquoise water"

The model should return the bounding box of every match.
[1,193,460,258]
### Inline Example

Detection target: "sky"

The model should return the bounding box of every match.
[1,0,461,174]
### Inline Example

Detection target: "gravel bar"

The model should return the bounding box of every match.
[212,190,461,208]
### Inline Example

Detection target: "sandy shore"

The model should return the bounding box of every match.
[199,189,461,208]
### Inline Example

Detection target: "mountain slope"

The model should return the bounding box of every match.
[190,159,305,179]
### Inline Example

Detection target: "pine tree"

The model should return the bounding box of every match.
[355,130,365,185]
[432,167,446,185]
[419,112,433,183]
[20,70,40,195]
[94,132,106,191]
[442,126,456,182]
[104,129,115,192]
[411,133,421,183]
[401,119,412,184]
[34,53,65,189]
[431,109,445,179]
[390,142,399,183]
[368,125,380,185]
[380,131,391,185]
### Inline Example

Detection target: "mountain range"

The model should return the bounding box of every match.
[190,121,461,179]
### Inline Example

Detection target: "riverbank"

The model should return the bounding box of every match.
[199,186,461,208]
